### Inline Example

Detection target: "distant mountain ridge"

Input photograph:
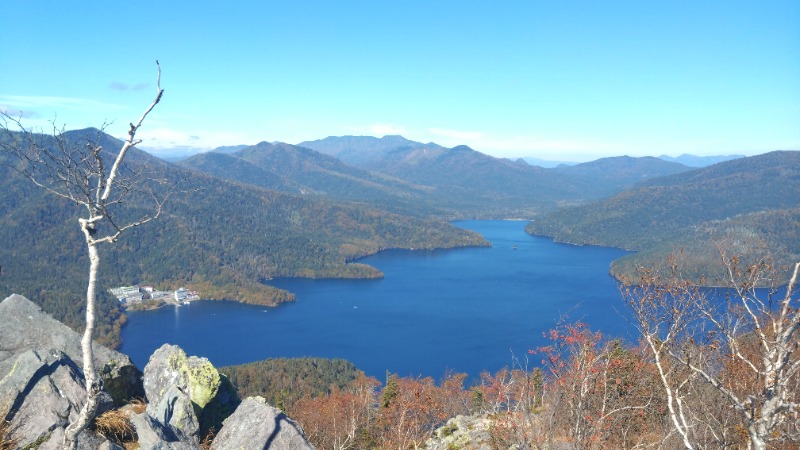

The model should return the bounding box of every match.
[0,128,488,347]
[521,157,577,168]
[299,135,444,167]
[180,141,440,216]
[553,156,693,198]
[213,144,249,154]
[527,150,800,281]
[296,135,702,217]
[658,153,744,167]
[293,137,583,216]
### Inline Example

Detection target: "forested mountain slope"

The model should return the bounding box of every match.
[303,137,582,216]
[553,156,693,198]
[527,151,800,281]
[658,153,744,167]
[0,128,487,347]
[299,135,444,167]
[179,141,440,216]
[300,135,701,217]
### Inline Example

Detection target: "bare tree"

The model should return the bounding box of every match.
[0,63,167,449]
[622,252,800,450]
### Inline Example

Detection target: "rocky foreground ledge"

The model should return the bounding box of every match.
[0,294,314,449]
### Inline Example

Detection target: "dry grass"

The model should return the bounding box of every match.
[0,420,17,450]
[200,427,217,450]
[128,397,147,415]
[94,408,135,444]
[91,398,147,448]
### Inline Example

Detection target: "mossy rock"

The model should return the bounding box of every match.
[150,344,220,409]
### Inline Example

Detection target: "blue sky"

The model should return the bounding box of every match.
[1,1,798,161]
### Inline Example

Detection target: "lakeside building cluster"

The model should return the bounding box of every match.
[109,285,199,305]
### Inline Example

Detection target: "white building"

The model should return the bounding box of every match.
[174,288,189,302]
[110,286,140,298]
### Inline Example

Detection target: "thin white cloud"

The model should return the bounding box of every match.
[135,127,253,150]
[108,82,150,92]
[0,104,40,119]
[0,95,126,112]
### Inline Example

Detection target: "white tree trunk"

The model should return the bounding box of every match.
[63,238,101,450]
[749,423,767,450]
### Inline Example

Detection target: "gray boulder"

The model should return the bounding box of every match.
[0,293,144,405]
[145,384,201,444]
[140,344,228,442]
[0,295,314,449]
[210,396,315,450]
[129,412,198,450]
[36,427,125,450]
[0,349,113,446]
[0,294,135,447]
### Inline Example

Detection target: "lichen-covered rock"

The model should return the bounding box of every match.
[143,344,221,411]
[0,293,144,406]
[198,372,240,435]
[426,414,494,450]
[141,344,240,443]
[210,396,315,450]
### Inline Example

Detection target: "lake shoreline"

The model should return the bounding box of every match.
[121,220,634,381]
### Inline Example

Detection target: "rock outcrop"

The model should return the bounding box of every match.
[133,344,237,447]
[0,294,315,449]
[425,414,495,450]
[210,396,314,450]
[0,294,141,448]
[133,344,314,449]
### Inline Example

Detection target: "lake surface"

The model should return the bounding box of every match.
[121,220,634,380]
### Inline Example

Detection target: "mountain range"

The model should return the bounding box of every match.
[658,153,745,167]
[179,141,441,217]
[0,129,486,347]
[284,136,695,217]
[2,127,797,346]
[527,151,800,281]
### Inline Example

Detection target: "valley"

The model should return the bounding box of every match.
[2,127,797,350]
[2,127,798,450]
[3,5,797,447]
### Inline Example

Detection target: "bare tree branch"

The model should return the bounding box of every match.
[2,63,170,450]
[624,251,800,450]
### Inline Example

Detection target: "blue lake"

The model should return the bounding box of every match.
[121,220,635,380]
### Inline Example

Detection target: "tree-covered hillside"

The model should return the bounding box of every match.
[298,134,444,167]
[219,357,364,410]
[180,142,441,217]
[527,151,800,281]
[609,207,800,282]
[553,155,692,198]
[299,135,700,218]
[0,128,488,347]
